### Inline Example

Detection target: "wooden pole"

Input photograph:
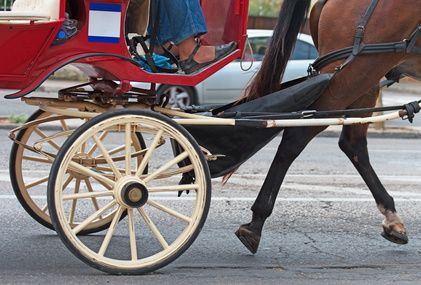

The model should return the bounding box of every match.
[373,89,385,130]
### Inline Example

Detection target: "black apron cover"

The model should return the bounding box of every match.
[184,74,332,178]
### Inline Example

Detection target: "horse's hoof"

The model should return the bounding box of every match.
[381,225,408,245]
[235,225,261,254]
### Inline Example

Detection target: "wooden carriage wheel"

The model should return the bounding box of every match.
[10,109,146,234]
[48,110,211,274]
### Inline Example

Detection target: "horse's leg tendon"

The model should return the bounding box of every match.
[236,126,326,253]
[338,94,408,244]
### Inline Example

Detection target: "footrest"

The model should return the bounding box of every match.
[0,11,51,21]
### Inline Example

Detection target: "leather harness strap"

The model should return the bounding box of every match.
[350,0,380,57]
[309,0,421,75]
[407,25,421,54]
[129,0,179,74]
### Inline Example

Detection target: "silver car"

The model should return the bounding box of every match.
[140,29,318,107]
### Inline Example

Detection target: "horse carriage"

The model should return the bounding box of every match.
[1,0,420,275]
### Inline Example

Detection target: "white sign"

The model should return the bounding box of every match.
[88,3,121,43]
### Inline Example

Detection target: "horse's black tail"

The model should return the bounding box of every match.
[243,0,311,102]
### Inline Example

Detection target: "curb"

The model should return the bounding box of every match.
[0,124,20,130]
[386,84,421,95]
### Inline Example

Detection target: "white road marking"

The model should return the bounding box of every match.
[233,173,421,181]
[265,148,421,154]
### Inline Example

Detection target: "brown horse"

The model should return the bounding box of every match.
[235,0,421,254]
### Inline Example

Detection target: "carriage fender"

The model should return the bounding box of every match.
[4,53,141,99]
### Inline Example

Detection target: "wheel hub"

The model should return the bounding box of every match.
[121,182,148,208]
[115,177,148,208]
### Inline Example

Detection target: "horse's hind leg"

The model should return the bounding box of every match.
[236,126,326,254]
[338,89,408,244]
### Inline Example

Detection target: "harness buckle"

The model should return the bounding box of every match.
[307,64,318,76]
[301,110,317,118]
[335,64,345,71]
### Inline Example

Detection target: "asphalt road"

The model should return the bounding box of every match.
[1,129,421,284]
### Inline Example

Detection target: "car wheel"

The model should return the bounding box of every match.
[157,85,197,108]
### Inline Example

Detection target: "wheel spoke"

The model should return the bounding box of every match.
[96,145,125,159]
[138,208,169,249]
[125,123,132,176]
[139,165,194,180]
[84,179,101,212]
[62,175,74,190]
[143,151,189,184]
[147,199,192,224]
[62,191,113,201]
[60,119,69,132]
[82,175,114,191]
[80,142,86,154]
[148,184,199,193]
[148,183,199,193]
[22,156,52,164]
[87,131,109,156]
[38,175,72,214]
[72,201,116,235]
[26,176,49,189]
[41,203,48,213]
[93,135,122,180]
[131,133,141,170]
[34,127,60,150]
[98,206,124,256]
[95,166,127,175]
[68,179,81,225]
[136,130,164,177]
[170,88,177,98]
[69,161,115,188]
[176,92,189,100]
[127,209,138,260]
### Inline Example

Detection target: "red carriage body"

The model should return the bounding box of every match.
[0,0,249,98]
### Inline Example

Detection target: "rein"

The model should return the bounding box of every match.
[219,101,421,124]
[309,0,421,75]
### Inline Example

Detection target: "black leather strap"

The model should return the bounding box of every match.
[134,36,158,73]
[149,0,161,56]
[309,1,421,75]
[354,0,379,54]
[403,101,421,123]
[310,24,421,75]
[407,24,421,53]
[129,0,179,74]
[310,41,408,72]
[337,0,379,70]
[131,36,179,73]
[186,40,201,63]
